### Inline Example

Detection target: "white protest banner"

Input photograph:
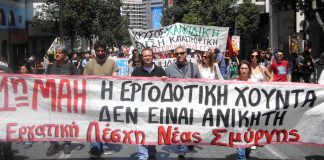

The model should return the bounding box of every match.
[1,74,324,148]
[129,23,229,53]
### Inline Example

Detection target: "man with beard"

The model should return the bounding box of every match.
[83,41,119,157]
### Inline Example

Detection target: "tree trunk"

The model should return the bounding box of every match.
[89,37,93,52]
[71,35,74,52]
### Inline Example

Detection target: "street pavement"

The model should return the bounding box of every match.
[11,142,324,160]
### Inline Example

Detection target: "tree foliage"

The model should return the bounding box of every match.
[235,0,259,39]
[162,0,259,38]
[33,0,131,48]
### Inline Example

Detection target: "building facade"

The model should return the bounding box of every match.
[0,0,53,71]
[0,0,28,70]
[121,0,163,29]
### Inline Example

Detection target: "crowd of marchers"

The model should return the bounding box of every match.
[1,41,324,160]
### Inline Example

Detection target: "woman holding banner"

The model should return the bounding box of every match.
[235,60,252,160]
[198,50,223,80]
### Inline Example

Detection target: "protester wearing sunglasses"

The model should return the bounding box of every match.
[165,46,200,159]
[249,51,272,82]
[165,46,200,79]
[198,50,223,80]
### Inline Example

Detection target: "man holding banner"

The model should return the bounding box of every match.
[83,41,119,157]
[131,48,166,160]
[165,46,201,79]
[45,44,80,156]
[165,46,200,159]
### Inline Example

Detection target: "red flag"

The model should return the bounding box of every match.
[227,36,233,57]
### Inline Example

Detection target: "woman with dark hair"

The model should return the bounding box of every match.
[236,60,251,81]
[235,60,252,160]
[128,51,142,76]
[198,50,223,80]
[19,62,32,74]
[249,51,272,82]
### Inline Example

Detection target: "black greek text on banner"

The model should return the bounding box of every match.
[1,74,324,148]
[128,22,229,53]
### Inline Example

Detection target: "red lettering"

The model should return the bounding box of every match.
[171,127,179,143]
[264,129,276,143]
[158,126,172,145]
[254,130,265,145]
[11,78,27,94]
[192,132,202,143]
[32,79,56,111]
[211,129,228,146]
[19,126,27,141]
[87,121,101,142]
[111,129,121,142]
[180,132,192,143]
[7,123,19,141]
[229,132,242,146]
[123,130,134,144]
[288,129,300,141]
[47,124,56,136]
[57,80,71,112]
[35,125,46,137]
[135,130,146,144]
[27,125,35,141]
[60,124,70,137]
[69,122,79,137]
[0,77,16,111]
[73,80,87,113]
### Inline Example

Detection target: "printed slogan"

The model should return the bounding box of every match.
[1,74,324,148]
[128,23,229,52]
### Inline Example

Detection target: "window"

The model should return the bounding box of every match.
[8,10,15,26]
[0,9,5,25]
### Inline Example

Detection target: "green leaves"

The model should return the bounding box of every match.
[162,0,258,39]
[235,0,259,39]
[33,0,130,47]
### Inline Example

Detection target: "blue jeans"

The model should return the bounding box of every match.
[178,145,187,153]
[224,65,231,80]
[237,148,251,160]
[137,145,156,160]
[219,67,226,78]
[90,142,109,150]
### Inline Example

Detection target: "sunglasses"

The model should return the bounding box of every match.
[251,55,258,58]
[175,52,186,56]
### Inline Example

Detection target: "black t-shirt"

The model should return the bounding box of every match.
[131,64,166,77]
